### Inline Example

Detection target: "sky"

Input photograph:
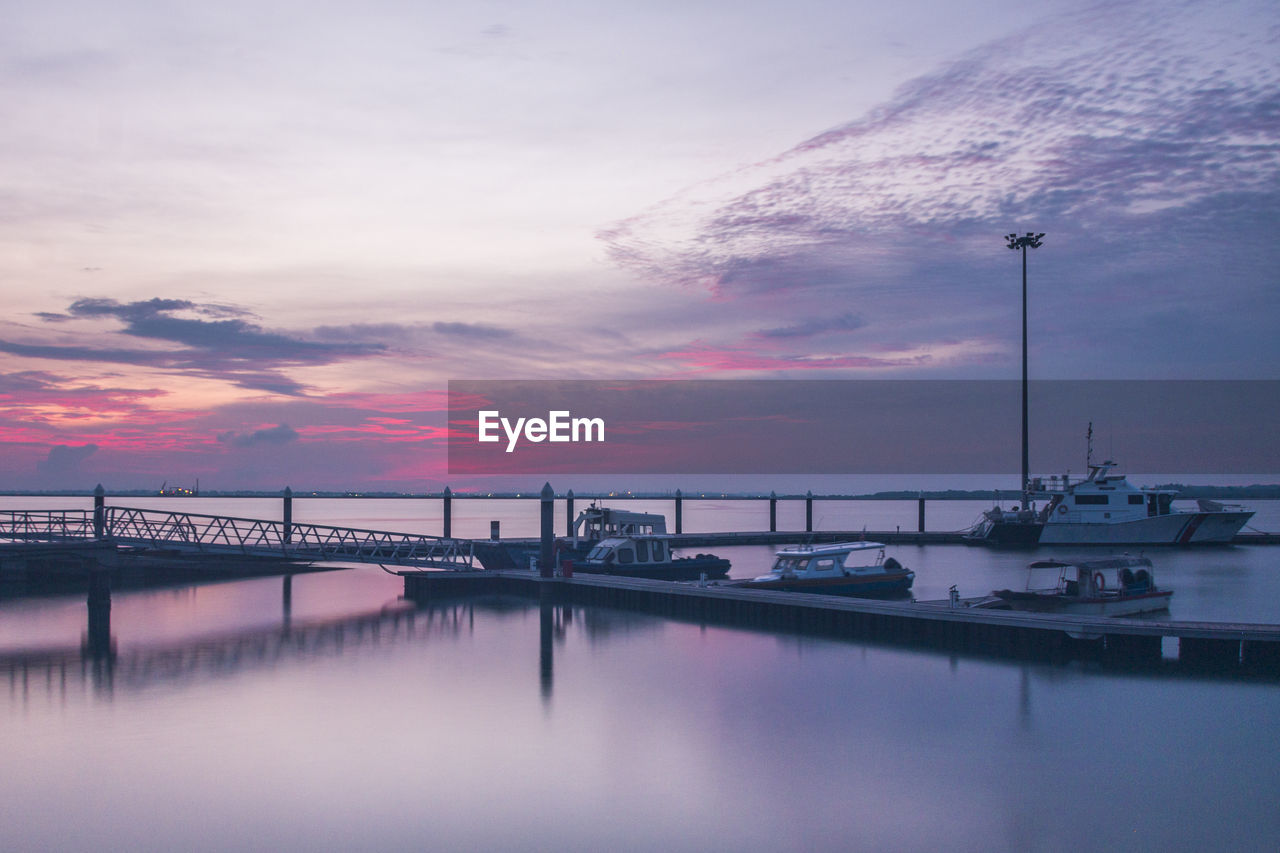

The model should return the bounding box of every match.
[1,0,1277,491]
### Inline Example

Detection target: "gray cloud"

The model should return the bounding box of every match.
[11,297,394,395]
[601,0,1278,296]
[36,443,99,475]
[756,313,866,339]
[596,0,1279,376]
[216,423,300,447]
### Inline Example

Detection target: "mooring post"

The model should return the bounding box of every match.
[443,485,452,539]
[490,520,500,540]
[675,489,683,535]
[769,491,777,532]
[93,483,105,539]
[565,489,575,537]
[806,491,813,533]
[540,482,554,578]
[282,486,293,545]
[918,493,925,533]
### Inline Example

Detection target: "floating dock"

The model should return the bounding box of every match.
[401,570,1280,676]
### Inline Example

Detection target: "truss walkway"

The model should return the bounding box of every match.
[0,507,475,570]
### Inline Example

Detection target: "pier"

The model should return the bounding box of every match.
[401,570,1280,676]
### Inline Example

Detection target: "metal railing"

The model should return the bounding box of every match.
[0,507,475,570]
[0,510,95,541]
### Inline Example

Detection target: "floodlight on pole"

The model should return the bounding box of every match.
[1005,231,1044,501]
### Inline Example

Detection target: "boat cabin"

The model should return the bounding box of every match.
[1037,461,1178,524]
[765,542,894,579]
[582,535,671,568]
[572,505,668,544]
[1025,555,1156,598]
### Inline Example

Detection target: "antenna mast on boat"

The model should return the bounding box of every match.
[1086,422,1093,469]
[1006,231,1045,502]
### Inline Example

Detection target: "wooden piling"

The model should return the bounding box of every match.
[442,485,452,539]
[282,486,293,545]
[93,484,105,539]
[539,482,554,578]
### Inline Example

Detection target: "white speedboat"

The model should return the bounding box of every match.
[989,555,1172,616]
[744,542,913,597]
[967,459,1254,546]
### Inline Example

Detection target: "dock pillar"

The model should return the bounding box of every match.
[282,486,293,545]
[769,491,777,533]
[675,489,683,535]
[918,496,925,533]
[806,491,813,533]
[442,486,452,539]
[539,482,554,578]
[93,483,105,539]
[565,489,575,537]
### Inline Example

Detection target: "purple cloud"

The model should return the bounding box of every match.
[217,423,301,448]
[755,313,866,339]
[598,0,1279,375]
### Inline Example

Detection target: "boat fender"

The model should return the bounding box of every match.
[1057,505,1068,515]
[1092,571,1106,592]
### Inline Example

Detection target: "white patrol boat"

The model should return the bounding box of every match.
[968,459,1254,546]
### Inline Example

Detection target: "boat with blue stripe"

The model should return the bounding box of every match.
[744,541,913,597]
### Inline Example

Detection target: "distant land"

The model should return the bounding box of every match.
[4,485,1280,500]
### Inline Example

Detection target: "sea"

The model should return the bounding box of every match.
[3,495,1279,852]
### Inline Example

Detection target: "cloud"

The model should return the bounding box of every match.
[217,423,300,448]
[755,313,866,339]
[36,443,99,475]
[431,321,513,339]
[64,297,378,358]
[6,297,399,395]
[600,0,1279,310]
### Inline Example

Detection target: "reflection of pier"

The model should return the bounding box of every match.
[403,571,1280,677]
[1,581,461,701]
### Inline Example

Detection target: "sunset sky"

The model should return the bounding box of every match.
[2,0,1276,491]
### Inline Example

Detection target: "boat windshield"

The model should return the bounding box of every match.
[585,545,609,560]
[772,556,808,574]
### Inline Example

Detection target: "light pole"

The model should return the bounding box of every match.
[1006,231,1044,503]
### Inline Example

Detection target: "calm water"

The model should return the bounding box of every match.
[3,497,1279,851]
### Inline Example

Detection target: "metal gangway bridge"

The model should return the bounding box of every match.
[0,507,476,570]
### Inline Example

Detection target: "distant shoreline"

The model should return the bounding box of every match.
[4,485,1279,500]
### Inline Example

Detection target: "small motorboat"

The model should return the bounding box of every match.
[991,555,1172,616]
[576,535,730,581]
[745,542,913,597]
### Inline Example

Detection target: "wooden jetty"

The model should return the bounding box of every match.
[401,569,1280,676]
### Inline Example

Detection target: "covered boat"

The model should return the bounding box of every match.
[991,555,1172,616]
[745,542,913,597]
[576,535,730,581]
